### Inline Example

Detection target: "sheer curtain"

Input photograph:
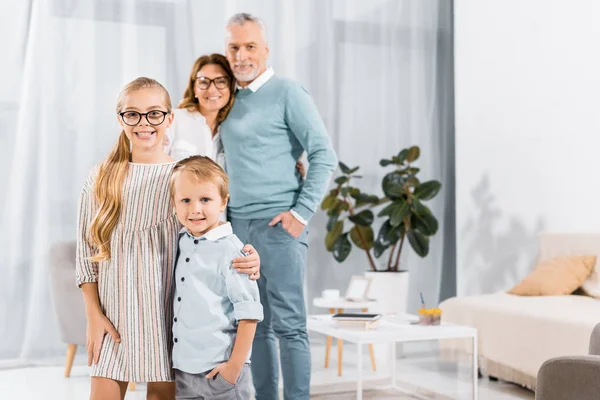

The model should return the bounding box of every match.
[0,0,454,363]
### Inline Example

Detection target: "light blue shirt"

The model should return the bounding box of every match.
[172,222,263,374]
[220,70,337,223]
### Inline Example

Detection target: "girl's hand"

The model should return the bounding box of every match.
[232,245,260,280]
[86,312,120,365]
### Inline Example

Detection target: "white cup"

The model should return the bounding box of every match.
[322,289,340,300]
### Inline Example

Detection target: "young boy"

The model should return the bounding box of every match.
[169,155,263,400]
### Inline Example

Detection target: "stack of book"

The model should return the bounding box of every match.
[332,312,382,330]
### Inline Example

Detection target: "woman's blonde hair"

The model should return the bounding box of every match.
[178,54,235,131]
[169,156,229,201]
[89,77,172,262]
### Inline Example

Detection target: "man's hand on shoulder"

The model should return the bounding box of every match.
[268,211,305,238]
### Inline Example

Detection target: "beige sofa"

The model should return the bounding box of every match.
[439,233,600,390]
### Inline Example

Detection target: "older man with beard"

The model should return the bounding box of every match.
[219,13,337,400]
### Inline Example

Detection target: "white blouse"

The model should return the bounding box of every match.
[166,108,225,168]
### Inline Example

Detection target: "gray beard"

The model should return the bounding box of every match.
[234,69,259,84]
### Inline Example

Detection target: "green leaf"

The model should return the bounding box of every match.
[376,221,403,246]
[335,176,349,185]
[321,195,336,210]
[390,201,410,227]
[348,210,374,226]
[412,199,432,218]
[397,149,409,164]
[407,176,420,186]
[411,213,438,236]
[333,233,352,262]
[325,221,344,251]
[351,191,378,206]
[350,188,360,197]
[407,146,420,162]
[378,200,401,217]
[326,213,339,232]
[349,167,360,174]
[373,240,389,258]
[339,162,351,174]
[326,199,342,217]
[380,159,394,167]
[382,172,404,199]
[407,230,429,257]
[341,187,352,197]
[414,180,442,200]
[349,225,374,250]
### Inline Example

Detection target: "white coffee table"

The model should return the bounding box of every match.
[307,314,478,400]
[312,297,379,376]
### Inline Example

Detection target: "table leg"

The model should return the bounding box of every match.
[391,341,396,389]
[473,333,478,399]
[325,308,335,368]
[357,342,363,400]
[337,308,344,376]
[337,339,343,377]
[368,344,376,371]
[362,307,377,371]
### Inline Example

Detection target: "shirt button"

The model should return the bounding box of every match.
[181,277,185,282]
[177,297,181,302]
[174,317,178,322]
[174,338,178,343]
[185,258,190,262]
[194,240,199,245]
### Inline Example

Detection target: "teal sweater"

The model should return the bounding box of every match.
[220,75,337,222]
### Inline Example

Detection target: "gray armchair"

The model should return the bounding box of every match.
[48,240,86,377]
[48,240,136,391]
[535,323,600,400]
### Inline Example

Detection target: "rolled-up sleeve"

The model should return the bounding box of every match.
[76,170,99,287]
[224,251,263,322]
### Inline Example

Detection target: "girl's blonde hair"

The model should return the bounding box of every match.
[89,77,172,262]
[178,54,236,132]
[169,156,229,201]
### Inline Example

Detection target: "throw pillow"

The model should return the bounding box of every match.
[508,255,596,296]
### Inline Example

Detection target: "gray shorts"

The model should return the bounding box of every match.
[175,364,252,400]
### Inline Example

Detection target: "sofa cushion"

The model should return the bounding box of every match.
[538,233,600,299]
[508,255,595,296]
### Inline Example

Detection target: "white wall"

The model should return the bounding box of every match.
[455,0,600,295]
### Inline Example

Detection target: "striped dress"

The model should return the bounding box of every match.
[76,162,179,382]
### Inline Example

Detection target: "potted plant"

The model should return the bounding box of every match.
[321,145,441,313]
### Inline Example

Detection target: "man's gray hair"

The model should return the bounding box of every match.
[227,13,267,42]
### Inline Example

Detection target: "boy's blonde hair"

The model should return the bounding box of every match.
[170,156,229,200]
[90,77,172,262]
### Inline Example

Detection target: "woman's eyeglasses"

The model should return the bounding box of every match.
[195,76,230,90]
[118,110,169,126]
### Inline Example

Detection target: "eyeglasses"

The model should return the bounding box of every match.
[119,110,169,126]
[195,76,230,90]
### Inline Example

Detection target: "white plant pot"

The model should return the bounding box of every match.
[364,270,410,372]
[364,270,410,315]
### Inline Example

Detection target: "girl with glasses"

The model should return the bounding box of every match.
[76,77,261,400]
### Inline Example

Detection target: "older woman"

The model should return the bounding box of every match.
[166,53,305,172]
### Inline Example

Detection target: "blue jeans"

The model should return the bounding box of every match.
[230,218,310,400]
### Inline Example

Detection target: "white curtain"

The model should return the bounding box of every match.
[0,0,454,363]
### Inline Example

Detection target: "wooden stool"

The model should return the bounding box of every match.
[324,308,376,376]
[313,297,379,377]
